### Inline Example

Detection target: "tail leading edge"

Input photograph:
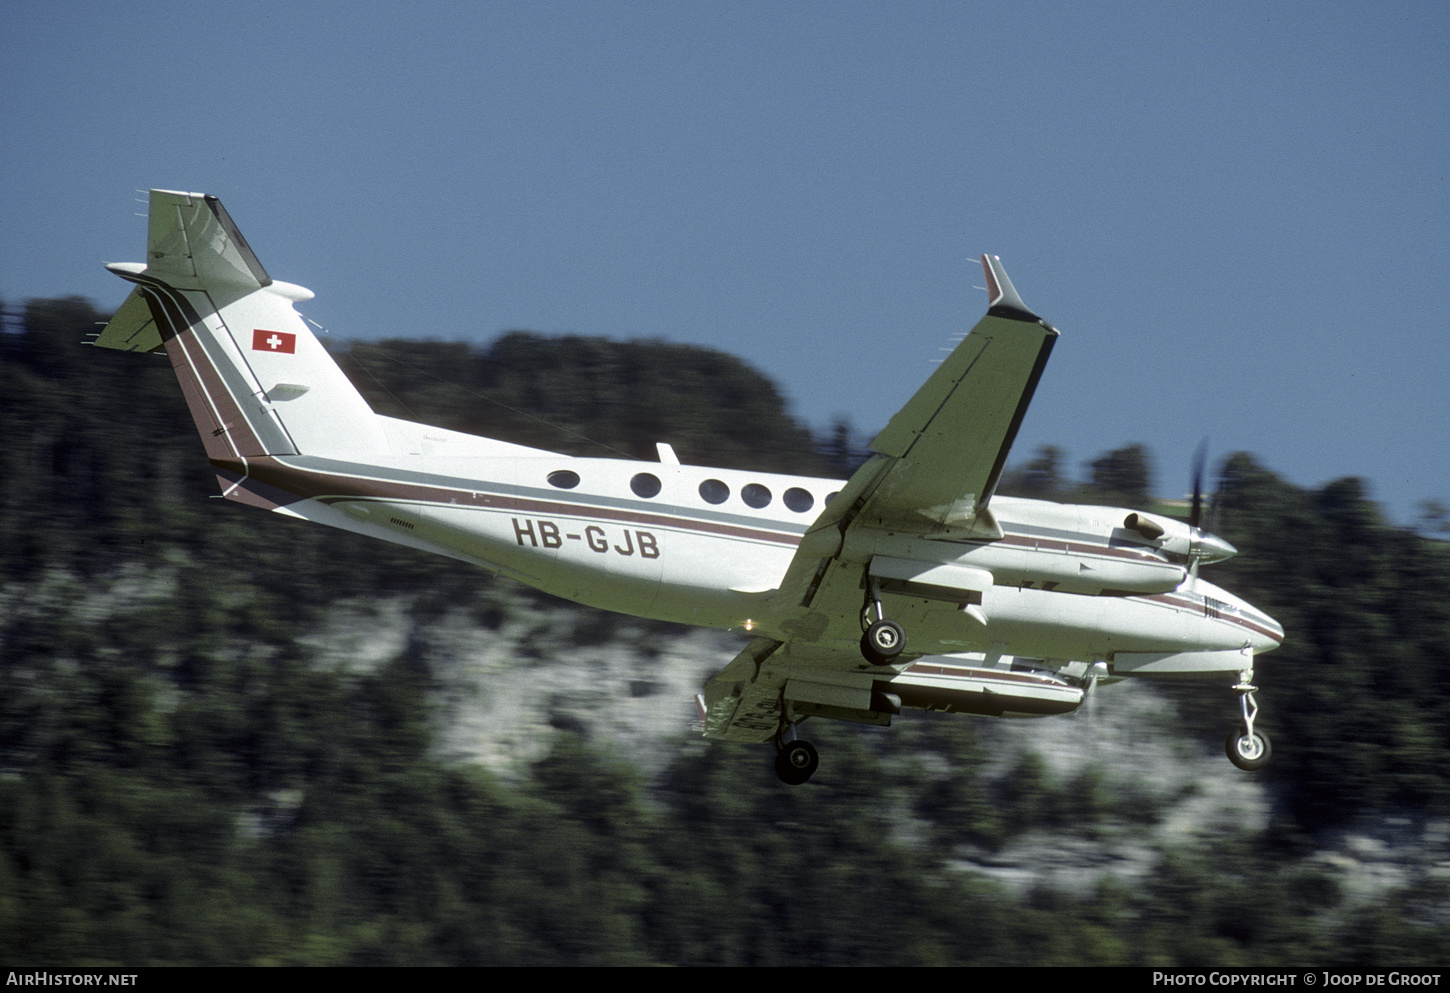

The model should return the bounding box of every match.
[97,190,389,482]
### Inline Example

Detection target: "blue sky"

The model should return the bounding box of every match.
[4,1,1446,525]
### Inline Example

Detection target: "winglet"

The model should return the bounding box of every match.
[980,255,1040,322]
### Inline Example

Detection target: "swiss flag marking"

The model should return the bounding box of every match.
[252,329,297,354]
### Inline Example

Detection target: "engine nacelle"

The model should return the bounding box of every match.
[846,526,1187,597]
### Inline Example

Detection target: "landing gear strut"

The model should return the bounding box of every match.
[1225,668,1271,771]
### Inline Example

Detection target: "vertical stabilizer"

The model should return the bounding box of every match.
[99,190,389,463]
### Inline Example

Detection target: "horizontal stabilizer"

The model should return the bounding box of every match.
[93,288,164,353]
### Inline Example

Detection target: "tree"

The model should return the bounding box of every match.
[1005,444,1067,499]
[1085,443,1153,506]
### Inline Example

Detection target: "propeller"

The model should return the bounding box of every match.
[1187,441,1236,574]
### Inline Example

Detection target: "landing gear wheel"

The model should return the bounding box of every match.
[861,619,905,665]
[1225,725,1272,771]
[774,739,819,785]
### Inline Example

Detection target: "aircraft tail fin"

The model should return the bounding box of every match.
[98,190,389,466]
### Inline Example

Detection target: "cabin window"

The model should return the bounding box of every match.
[742,483,772,509]
[630,472,662,499]
[824,491,839,505]
[783,487,814,513]
[547,469,581,489]
[699,478,730,505]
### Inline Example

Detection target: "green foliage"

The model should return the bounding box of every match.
[1006,443,1067,499]
[1001,442,1155,507]
[2,298,1448,964]
[1205,455,1450,826]
[338,333,829,474]
[1086,442,1154,507]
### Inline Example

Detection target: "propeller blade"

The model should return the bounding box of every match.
[1190,440,1208,530]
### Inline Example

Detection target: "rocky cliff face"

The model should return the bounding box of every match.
[295,590,1450,911]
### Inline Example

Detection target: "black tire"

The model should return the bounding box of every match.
[774,739,819,785]
[1225,725,1272,771]
[861,619,905,665]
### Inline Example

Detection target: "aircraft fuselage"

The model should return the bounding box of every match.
[230,448,1282,674]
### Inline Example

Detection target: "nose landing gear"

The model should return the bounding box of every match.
[1225,668,1271,771]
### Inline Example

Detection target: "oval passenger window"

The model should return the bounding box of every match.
[699,479,730,505]
[631,472,662,499]
[783,487,814,513]
[547,470,581,489]
[742,483,772,508]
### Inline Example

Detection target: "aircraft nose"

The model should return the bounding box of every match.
[1251,606,1285,652]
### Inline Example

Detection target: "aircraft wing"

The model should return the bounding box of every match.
[850,254,1057,534]
[700,256,1059,742]
[774,254,1057,612]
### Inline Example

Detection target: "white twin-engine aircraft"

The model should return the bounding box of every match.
[97,189,1283,784]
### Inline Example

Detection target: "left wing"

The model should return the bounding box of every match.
[841,254,1056,536]
[701,636,894,742]
[700,638,788,742]
[701,256,1059,740]
[777,253,1057,607]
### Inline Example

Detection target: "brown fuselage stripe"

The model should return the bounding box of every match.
[212,455,806,547]
[132,275,278,464]
[1140,592,1283,644]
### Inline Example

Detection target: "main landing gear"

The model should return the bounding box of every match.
[860,579,905,666]
[774,736,819,785]
[771,690,820,785]
[766,581,898,784]
[1225,668,1271,771]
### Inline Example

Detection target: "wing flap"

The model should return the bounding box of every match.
[700,637,786,742]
